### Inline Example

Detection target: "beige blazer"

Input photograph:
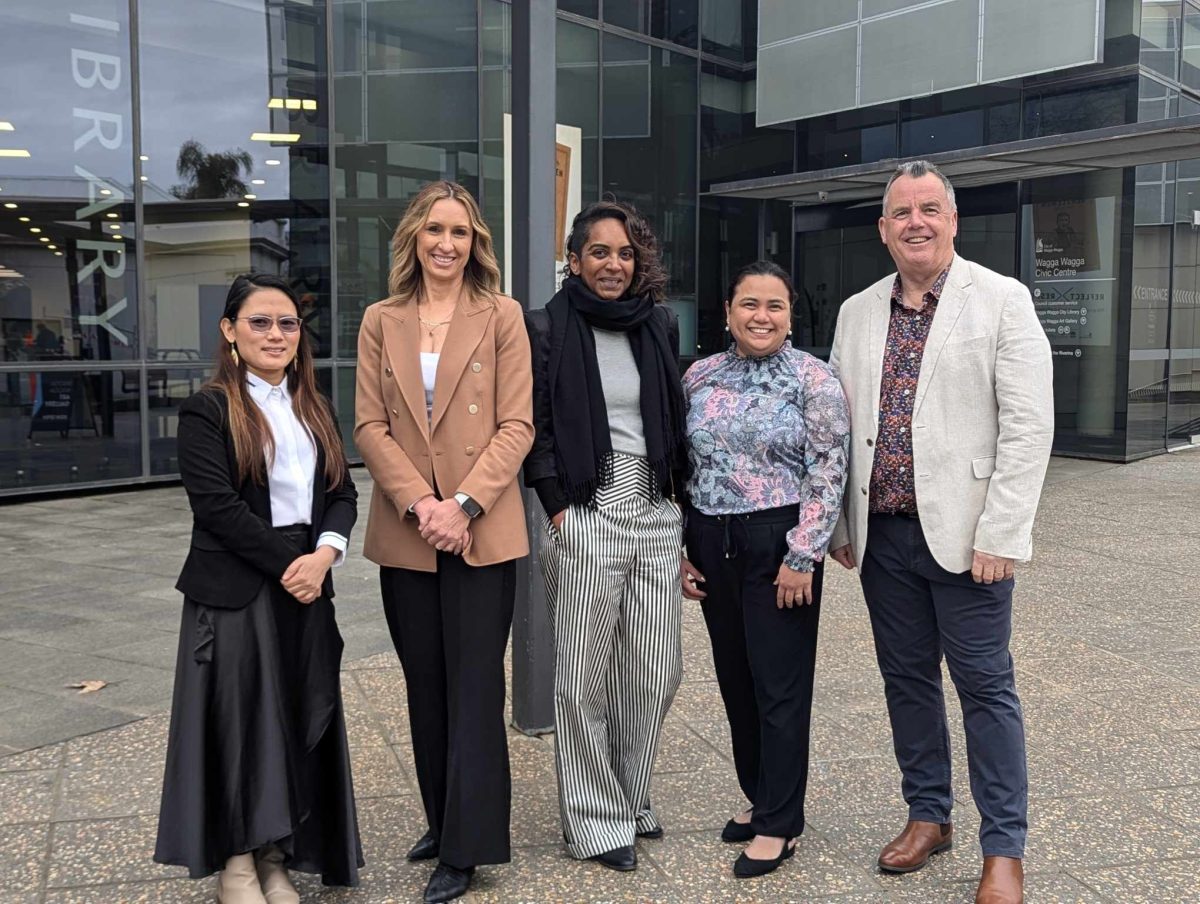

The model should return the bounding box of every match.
[354,294,534,571]
[829,255,1054,574]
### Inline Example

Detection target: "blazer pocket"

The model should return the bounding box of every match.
[944,335,992,356]
[972,455,996,479]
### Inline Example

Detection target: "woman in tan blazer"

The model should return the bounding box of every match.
[354,181,533,904]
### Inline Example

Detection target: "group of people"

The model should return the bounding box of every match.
[152,159,1054,904]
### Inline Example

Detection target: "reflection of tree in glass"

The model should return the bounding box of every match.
[170,139,253,200]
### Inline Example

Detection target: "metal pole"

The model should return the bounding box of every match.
[510,0,557,735]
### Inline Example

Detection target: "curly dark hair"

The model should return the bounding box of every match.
[562,200,670,303]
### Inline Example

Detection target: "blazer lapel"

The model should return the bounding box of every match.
[379,305,430,442]
[431,302,492,434]
[914,256,972,417]
[867,282,891,429]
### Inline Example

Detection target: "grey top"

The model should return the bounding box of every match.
[592,327,646,457]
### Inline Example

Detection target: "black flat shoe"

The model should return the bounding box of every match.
[588,845,637,871]
[733,840,795,879]
[636,826,664,840]
[423,863,474,903]
[407,829,439,861]
[721,818,755,843]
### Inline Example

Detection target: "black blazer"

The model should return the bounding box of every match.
[523,304,680,518]
[174,388,357,609]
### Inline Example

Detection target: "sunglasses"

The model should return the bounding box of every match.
[231,315,303,334]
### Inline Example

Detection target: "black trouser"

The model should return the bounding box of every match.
[379,554,516,868]
[686,506,822,839]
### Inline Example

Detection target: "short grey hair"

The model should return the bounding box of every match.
[882,160,957,214]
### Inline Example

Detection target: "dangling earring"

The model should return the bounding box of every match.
[723,322,730,332]
[229,341,239,366]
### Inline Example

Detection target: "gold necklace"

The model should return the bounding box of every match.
[417,315,453,336]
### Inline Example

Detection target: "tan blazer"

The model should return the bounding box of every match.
[354,293,534,571]
[829,255,1055,574]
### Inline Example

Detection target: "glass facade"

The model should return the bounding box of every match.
[2,0,1198,496]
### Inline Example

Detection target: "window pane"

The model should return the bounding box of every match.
[1140,1,1181,80]
[148,365,210,475]
[0,370,142,490]
[139,0,334,361]
[557,20,600,207]
[602,35,697,302]
[0,2,139,363]
[700,61,793,190]
[605,0,699,48]
[1182,2,1200,91]
[559,0,598,19]
[482,0,510,281]
[701,0,754,63]
[334,0,478,356]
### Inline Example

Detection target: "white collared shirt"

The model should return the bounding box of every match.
[246,372,347,565]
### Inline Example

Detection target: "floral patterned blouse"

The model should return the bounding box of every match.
[683,342,850,572]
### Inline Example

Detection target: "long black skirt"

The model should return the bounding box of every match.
[153,574,362,885]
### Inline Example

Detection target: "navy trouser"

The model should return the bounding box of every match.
[860,514,1027,859]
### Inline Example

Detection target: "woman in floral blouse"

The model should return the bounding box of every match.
[680,260,849,879]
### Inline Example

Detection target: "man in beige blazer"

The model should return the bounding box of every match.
[828,160,1053,904]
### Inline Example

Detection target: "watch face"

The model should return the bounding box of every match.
[458,495,482,518]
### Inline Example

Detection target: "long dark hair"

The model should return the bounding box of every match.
[725,260,796,306]
[206,273,347,488]
[562,199,669,303]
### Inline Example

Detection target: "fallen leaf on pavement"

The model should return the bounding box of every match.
[65,680,108,694]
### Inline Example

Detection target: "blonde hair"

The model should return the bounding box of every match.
[386,181,501,306]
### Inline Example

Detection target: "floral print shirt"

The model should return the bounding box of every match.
[869,265,950,514]
[683,342,850,572]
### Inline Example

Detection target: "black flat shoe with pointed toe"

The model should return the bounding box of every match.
[721,818,755,843]
[588,845,637,871]
[636,826,664,840]
[733,841,795,879]
[423,863,474,903]
[407,829,439,862]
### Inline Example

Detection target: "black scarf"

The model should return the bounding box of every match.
[546,275,687,505]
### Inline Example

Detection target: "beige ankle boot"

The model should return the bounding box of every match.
[256,845,300,904]
[217,853,267,904]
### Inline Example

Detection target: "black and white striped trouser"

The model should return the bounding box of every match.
[540,452,683,859]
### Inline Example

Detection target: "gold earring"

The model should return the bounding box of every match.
[229,341,239,366]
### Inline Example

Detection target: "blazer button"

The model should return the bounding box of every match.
[384,367,392,376]
[465,445,476,455]
[468,403,479,415]
[861,486,868,495]
[390,408,398,416]
[471,362,482,373]
[866,438,874,446]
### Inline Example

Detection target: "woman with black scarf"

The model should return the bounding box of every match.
[524,200,688,873]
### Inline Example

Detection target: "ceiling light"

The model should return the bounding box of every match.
[0,149,31,157]
[139,154,149,161]
[140,175,148,181]
[106,212,118,218]
[237,201,250,207]
[302,99,317,111]
[47,244,56,250]
[109,223,121,229]
[285,98,302,110]
[18,216,29,222]
[244,193,256,199]
[29,227,40,233]
[250,132,300,143]
[54,251,62,256]
[265,159,281,166]
[0,122,13,131]
[268,98,284,109]
[251,178,265,185]
[3,203,16,209]
[100,188,111,195]
[38,236,49,242]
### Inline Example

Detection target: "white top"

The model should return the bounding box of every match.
[245,372,347,565]
[592,328,646,457]
[420,352,439,419]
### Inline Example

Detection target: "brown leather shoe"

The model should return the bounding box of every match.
[877,819,953,873]
[975,855,1023,904]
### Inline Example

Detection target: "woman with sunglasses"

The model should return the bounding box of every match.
[154,274,361,903]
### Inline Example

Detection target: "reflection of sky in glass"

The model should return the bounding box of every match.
[138,0,300,202]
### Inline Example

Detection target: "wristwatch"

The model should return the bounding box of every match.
[453,492,483,518]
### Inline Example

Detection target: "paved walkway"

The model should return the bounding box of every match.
[1,452,1198,902]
